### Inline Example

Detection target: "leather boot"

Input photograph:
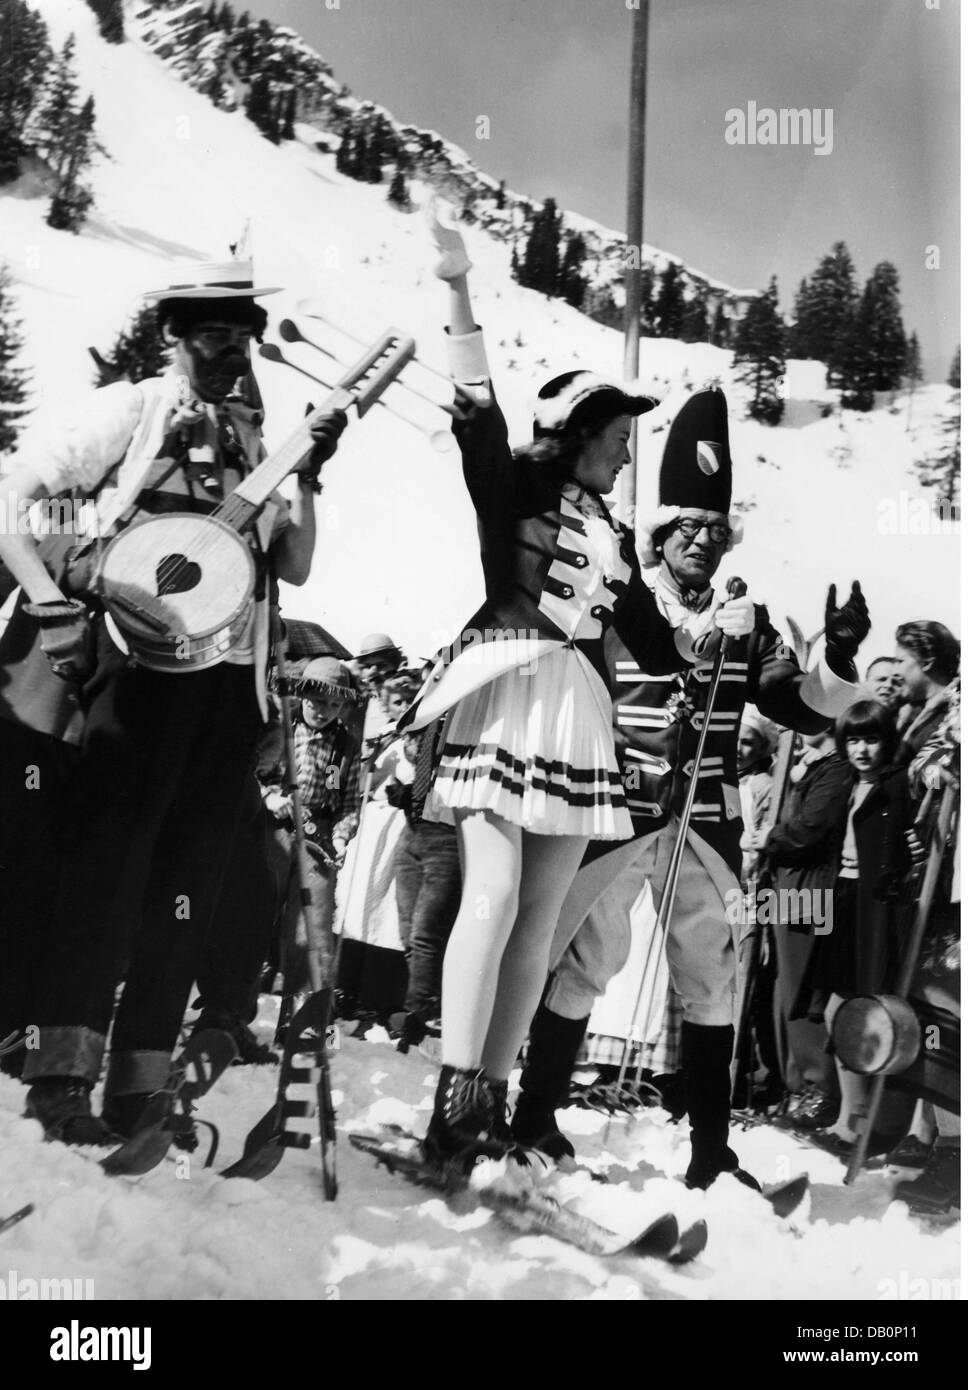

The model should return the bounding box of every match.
[25,1077,117,1147]
[681,1021,759,1191]
[422,1064,510,1169]
[510,1005,589,1160]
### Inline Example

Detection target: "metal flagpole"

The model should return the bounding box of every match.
[619,0,649,527]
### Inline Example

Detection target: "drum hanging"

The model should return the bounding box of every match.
[831,994,922,1076]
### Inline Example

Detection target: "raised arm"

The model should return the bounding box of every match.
[427,198,528,526]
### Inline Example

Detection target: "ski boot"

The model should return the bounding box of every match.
[895,1143,960,1214]
[422,1065,511,1172]
[510,1005,589,1160]
[193,1006,278,1066]
[25,1077,117,1147]
[682,1022,760,1192]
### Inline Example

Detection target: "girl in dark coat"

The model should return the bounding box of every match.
[799,700,916,1154]
[408,202,754,1164]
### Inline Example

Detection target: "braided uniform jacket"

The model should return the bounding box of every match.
[603,576,858,879]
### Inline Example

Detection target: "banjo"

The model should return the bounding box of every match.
[94,329,415,672]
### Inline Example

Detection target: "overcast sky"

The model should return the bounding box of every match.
[245,0,959,380]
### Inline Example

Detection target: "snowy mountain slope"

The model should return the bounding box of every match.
[132,0,761,315]
[0,0,958,666]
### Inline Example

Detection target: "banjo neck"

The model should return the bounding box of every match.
[215,385,355,533]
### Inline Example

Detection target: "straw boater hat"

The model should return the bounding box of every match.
[142,259,281,302]
[639,387,745,566]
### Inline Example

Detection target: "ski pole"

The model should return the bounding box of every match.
[268,595,338,1200]
[618,578,747,1098]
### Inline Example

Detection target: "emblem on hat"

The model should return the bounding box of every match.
[696,440,722,476]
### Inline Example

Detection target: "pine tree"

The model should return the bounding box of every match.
[92,302,168,386]
[35,35,80,172]
[638,262,656,336]
[862,262,907,391]
[790,242,857,375]
[905,332,923,389]
[916,390,960,512]
[386,167,409,209]
[84,0,124,43]
[837,302,875,411]
[680,292,709,344]
[786,278,812,358]
[0,0,52,183]
[516,199,561,296]
[362,126,384,183]
[46,92,97,232]
[495,178,506,210]
[244,71,272,137]
[733,276,786,424]
[710,300,731,349]
[279,87,296,140]
[335,126,353,174]
[948,346,960,389]
[556,233,586,308]
[352,129,369,180]
[654,261,685,339]
[838,263,906,407]
[0,264,30,454]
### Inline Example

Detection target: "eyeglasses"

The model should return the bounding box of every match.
[673,517,732,545]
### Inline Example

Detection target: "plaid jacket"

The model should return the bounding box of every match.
[261,719,361,844]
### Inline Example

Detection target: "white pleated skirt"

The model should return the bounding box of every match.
[423,644,632,839]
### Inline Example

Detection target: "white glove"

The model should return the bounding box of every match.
[265,790,293,821]
[426,196,472,281]
[715,594,755,638]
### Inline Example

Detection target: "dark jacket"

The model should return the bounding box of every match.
[433,397,688,690]
[796,766,917,1012]
[764,751,855,924]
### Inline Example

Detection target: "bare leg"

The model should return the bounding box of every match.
[824,993,870,1141]
[440,810,522,1070]
[481,831,590,1081]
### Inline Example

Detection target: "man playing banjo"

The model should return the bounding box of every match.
[0,261,346,1144]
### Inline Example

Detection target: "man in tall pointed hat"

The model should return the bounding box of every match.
[511,387,871,1191]
[0,259,348,1145]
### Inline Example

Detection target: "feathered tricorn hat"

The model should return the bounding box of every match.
[532,370,659,439]
[638,387,745,565]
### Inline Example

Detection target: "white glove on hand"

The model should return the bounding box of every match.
[426,196,472,281]
[715,594,755,638]
[265,790,293,822]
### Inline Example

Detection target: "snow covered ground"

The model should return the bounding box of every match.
[0,1008,959,1302]
[0,1,961,1303]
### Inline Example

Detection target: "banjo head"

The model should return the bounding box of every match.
[98,513,255,669]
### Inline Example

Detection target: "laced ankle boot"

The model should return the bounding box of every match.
[422,1064,510,1170]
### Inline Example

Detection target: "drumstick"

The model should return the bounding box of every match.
[257,344,440,438]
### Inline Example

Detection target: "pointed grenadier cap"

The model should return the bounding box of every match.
[658,387,733,516]
[638,386,744,565]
